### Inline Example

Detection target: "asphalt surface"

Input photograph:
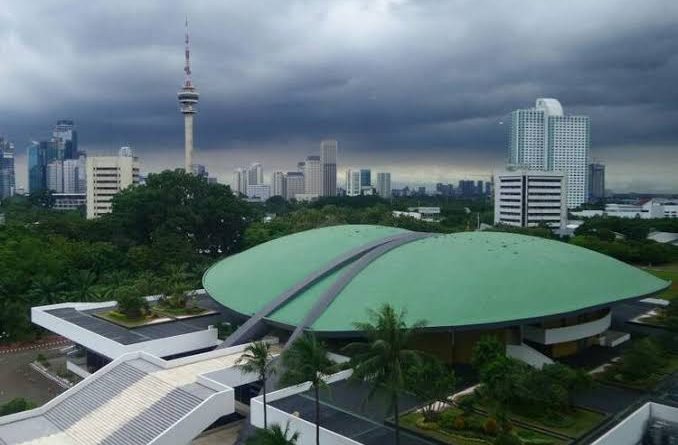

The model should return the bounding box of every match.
[270,379,433,445]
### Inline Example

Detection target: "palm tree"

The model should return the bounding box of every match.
[28,275,67,306]
[248,422,299,445]
[280,333,332,445]
[343,304,426,445]
[236,341,275,429]
[69,270,98,302]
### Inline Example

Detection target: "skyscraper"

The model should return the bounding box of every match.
[53,120,78,160]
[304,155,322,195]
[360,169,371,188]
[46,161,64,193]
[27,140,58,193]
[231,168,247,196]
[272,171,287,198]
[588,163,605,202]
[86,147,140,219]
[376,172,391,198]
[247,163,264,186]
[178,19,199,172]
[509,98,590,208]
[346,169,361,197]
[0,138,15,199]
[285,172,304,200]
[320,139,337,197]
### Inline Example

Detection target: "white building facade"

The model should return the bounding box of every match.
[285,172,305,200]
[86,147,140,219]
[376,172,391,198]
[346,169,361,197]
[304,156,322,195]
[509,98,590,208]
[247,184,271,201]
[494,169,567,229]
[271,171,286,198]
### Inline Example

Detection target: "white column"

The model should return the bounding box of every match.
[184,114,194,172]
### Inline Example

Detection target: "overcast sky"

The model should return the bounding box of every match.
[1,1,677,192]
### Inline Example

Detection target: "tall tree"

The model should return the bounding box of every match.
[236,341,276,429]
[280,333,333,445]
[343,304,426,445]
[28,275,66,306]
[68,270,99,302]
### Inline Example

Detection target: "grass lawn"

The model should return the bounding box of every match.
[151,305,211,318]
[643,262,678,301]
[595,353,678,390]
[501,406,604,439]
[401,409,567,445]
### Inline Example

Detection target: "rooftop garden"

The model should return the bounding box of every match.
[95,282,214,328]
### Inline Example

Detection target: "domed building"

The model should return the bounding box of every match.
[204,225,669,363]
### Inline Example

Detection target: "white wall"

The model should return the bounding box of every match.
[591,403,678,445]
[32,302,220,360]
[522,312,611,345]
[249,370,358,445]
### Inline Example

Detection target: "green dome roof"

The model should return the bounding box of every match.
[203,225,669,333]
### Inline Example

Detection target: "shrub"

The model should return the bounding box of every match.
[457,394,475,415]
[494,432,522,445]
[0,398,35,415]
[453,416,466,430]
[484,417,499,436]
[439,409,459,430]
[116,292,148,319]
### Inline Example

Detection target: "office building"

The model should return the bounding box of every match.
[246,184,271,201]
[272,171,286,198]
[86,147,140,219]
[247,162,264,186]
[0,138,15,199]
[360,169,371,188]
[476,180,484,195]
[231,168,247,195]
[458,180,476,197]
[346,169,361,197]
[192,164,207,178]
[285,172,305,200]
[376,172,391,198]
[178,20,199,172]
[52,119,78,160]
[53,193,86,211]
[304,155,322,195]
[436,183,454,197]
[494,169,567,230]
[588,163,605,202]
[27,140,58,193]
[46,161,64,193]
[509,98,590,208]
[320,139,337,197]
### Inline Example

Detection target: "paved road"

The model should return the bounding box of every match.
[0,346,66,406]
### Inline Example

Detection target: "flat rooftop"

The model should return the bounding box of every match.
[44,294,227,345]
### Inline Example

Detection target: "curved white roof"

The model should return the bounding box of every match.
[535,98,564,116]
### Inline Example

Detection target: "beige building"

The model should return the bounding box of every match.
[86,147,140,219]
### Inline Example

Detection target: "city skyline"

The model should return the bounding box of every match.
[1,1,677,192]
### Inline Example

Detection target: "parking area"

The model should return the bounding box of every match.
[0,346,66,406]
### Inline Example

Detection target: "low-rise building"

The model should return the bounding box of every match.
[494,169,567,230]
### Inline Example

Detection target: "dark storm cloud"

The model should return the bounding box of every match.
[1,0,677,191]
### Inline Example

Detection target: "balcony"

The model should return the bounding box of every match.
[523,311,611,345]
